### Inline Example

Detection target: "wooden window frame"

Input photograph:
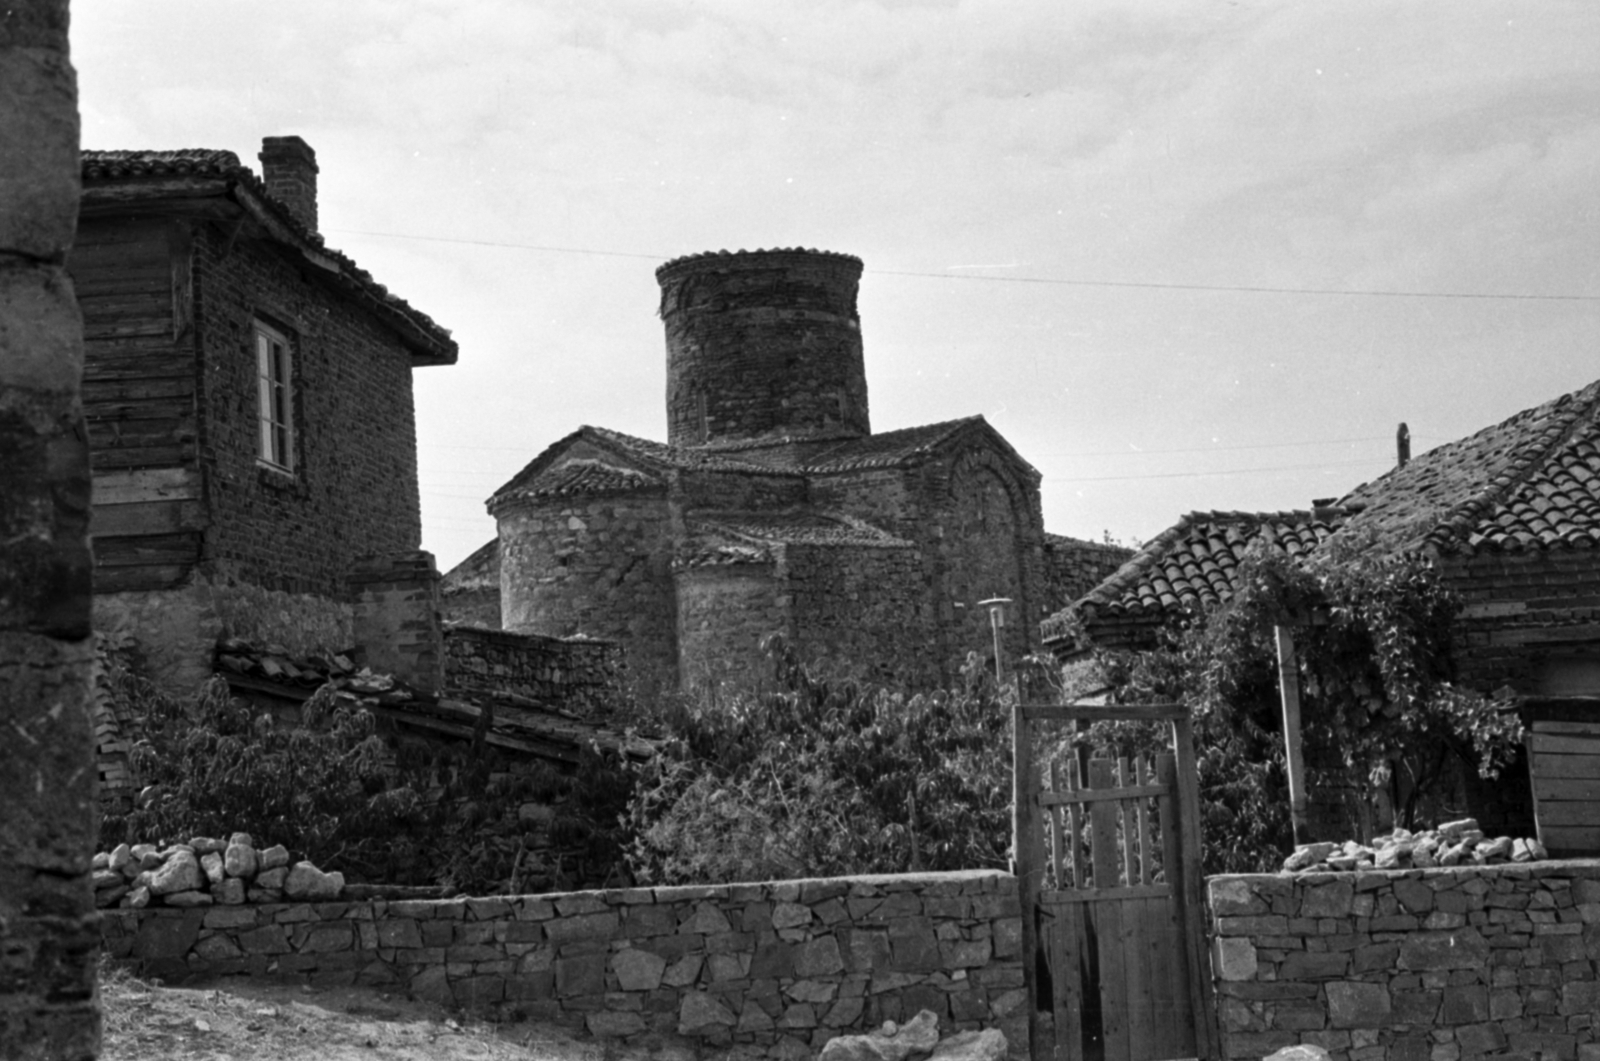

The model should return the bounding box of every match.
[254,320,296,474]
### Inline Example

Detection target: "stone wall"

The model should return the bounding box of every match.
[675,559,787,692]
[0,0,102,1053]
[1042,533,1133,614]
[102,871,1027,1058]
[1208,861,1600,1061]
[495,489,679,696]
[440,538,502,629]
[350,550,444,695]
[785,542,940,687]
[442,625,621,715]
[93,575,354,698]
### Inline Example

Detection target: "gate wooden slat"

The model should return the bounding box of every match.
[1050,760,1068,890]
[1117,758,1137,888]
[1153,754,1194,1060]
[1050,898,1085,1061]
[1134,759,1155,886]
[1171,716,1219,1061]
[1089,759,1131,1061]
[1068,758,1086,892]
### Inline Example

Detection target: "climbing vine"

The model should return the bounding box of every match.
[1072,540,1523,870]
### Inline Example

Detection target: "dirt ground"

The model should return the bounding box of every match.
[98,963,715,1061]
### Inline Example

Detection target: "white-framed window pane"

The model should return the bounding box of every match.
[254,323,293,471]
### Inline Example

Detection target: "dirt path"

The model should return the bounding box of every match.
[99,964,710,1061]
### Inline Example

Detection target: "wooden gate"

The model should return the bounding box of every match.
[1013,703,1217,1061]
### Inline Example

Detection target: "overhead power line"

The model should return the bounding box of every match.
[329,228,1600,302]
[1046,457,1390,483]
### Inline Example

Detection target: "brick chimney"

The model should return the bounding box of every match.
[258,135,319,234]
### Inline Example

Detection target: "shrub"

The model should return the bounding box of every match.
[623,636,1014,884]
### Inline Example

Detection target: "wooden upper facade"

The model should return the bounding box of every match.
[74,143,457,598]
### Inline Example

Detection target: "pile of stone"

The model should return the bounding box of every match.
[90,834,345,909]
[213,637,429,706]
[819,1009,1007,1061]
[1281,817,1548,873]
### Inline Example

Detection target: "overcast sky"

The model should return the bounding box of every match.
[74,1,1599,572]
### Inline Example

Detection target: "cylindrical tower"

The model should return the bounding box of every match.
[657,248,869,448]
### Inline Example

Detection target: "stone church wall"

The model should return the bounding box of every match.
[675,561,789,692]
[659,249,870,447]
[496,490,679,695]
[786,543,939,687]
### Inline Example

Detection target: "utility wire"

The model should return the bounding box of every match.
[329,228,1600,302]
[1046,457,1390,483]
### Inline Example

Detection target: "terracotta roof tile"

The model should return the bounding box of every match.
[512,459,661,498]
[1041,509,1343,643]
[1045,376,1600,647]
[803,417,983,472]
[1330,377,1600,555]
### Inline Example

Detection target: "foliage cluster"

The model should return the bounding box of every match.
[97,649,630,895]
[623,635,1014,884]
[1067,541,1523,872]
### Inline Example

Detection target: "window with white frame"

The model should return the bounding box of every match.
[255,322,294,472]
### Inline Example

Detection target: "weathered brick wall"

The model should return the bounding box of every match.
[101,871,1026,1057]
[350,550,444,694]
[786,542,941,687]
[659,250,870,448]
[1208,862,1600,1061]
[443,625,621,714]
[495,490,679,695]
[193,220,423,597]
[675,560,789,691]
[1444,550,1600,694]
[675,466,810,511]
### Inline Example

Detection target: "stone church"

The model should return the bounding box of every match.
[442,248,1128,693]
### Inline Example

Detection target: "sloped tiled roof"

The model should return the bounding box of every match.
[1330,378,1600,555]
[79,147,456,364]
[1069,509,1339,621]
[490,426,803,508]
[1044,376,1600,648]
[803,417,984,472]
[81,149,240,180]
[512,459,662,498]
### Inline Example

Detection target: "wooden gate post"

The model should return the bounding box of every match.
[1013,696,1045,1058]
[1275,624,1310,845]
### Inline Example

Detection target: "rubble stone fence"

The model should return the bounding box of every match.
[101,869,1028,1059]
[1208,860,1600,1061]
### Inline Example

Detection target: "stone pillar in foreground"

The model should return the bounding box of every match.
[0,1,101,1057]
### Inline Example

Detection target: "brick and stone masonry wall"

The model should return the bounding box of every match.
[494,489,680,695]
[101,871,1027,1058]
[193,217,425,599]
[0,1,102,1053]
[442,625,621,715]
[1208,861,1600,1061]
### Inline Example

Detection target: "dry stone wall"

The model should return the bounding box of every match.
[442,625,620,714]
[102,870,1027,1058]
[1208,861,1600,1061]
